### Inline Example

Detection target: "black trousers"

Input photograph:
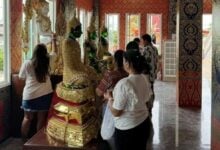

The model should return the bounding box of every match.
[114,117,151,150]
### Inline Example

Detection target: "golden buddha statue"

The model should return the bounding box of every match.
[97,24,113,72]
[97,24,111,60]
[83,15,100,73]
[46,14,98,148]
[103,55,114,71]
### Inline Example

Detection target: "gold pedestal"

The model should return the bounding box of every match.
[47,117,98,148]
[46,83,99,148]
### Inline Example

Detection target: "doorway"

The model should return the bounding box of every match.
[201,14,212,147]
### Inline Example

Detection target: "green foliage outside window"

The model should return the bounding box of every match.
[0,48,3,70]
[109,30,118,50]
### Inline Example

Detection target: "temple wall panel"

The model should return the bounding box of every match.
[177,0,202,107]
[168,0,177,38]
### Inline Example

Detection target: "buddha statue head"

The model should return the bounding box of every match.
[68,13,82,39]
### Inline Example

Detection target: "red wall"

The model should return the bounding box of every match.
[203,0,212,13]
[76,0,93,11]
[99,0,212,49]
[56,0,93,13]
[99,0,169,49]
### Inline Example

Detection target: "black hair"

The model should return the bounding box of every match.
[123,49,147,74]
[142,34,152,43]
[114,50,124,69]
[31,44,50,83]
[133,38,140,43]
[126,41,139,51]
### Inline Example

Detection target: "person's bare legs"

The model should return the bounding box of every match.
[21,111,34,140]
[37,111,48,131]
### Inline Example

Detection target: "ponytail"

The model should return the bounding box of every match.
[123,49,146,74]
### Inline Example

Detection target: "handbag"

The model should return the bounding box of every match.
[100,101,115,140]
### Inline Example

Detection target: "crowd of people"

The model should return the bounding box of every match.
[97,34,159,150]
[18,33,159,150]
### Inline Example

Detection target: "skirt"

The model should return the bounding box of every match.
[21,93,53,112]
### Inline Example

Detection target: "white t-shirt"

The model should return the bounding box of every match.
[19,60,53,100]
[112,74,152,130]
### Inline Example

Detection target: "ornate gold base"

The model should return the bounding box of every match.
[46,117,98,147]
[53,102,96,124]
[56,83,95,103]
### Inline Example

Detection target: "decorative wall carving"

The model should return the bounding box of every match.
[11,0,22,73]
[22,0,52,55]
[168,0,177,38]
[34,0,52,34]
[55,0,75,36]
[63,0,76,21]
[168,0,211,39]
[177,0,202,107]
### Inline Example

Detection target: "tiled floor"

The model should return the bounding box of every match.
[0,76,211,150]
[145,54,211,150]
[146,79,211,150]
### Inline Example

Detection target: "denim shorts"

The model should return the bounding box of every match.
[21,93,53,112]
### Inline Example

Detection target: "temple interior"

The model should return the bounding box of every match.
[0,0,220,150]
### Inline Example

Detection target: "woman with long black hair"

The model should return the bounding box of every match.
[105,42,152,150]
[19,44,53,140]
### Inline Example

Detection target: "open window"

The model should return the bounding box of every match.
[147,14,162,55]
[79,9,86,49]
[0,0,10,87]
[126,13,140,47]
[105,13,120,53]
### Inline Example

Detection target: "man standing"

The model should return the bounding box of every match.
[141,34,159,117]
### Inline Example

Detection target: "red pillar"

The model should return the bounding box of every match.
[10,0,22,73]
[176,0,202,107]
